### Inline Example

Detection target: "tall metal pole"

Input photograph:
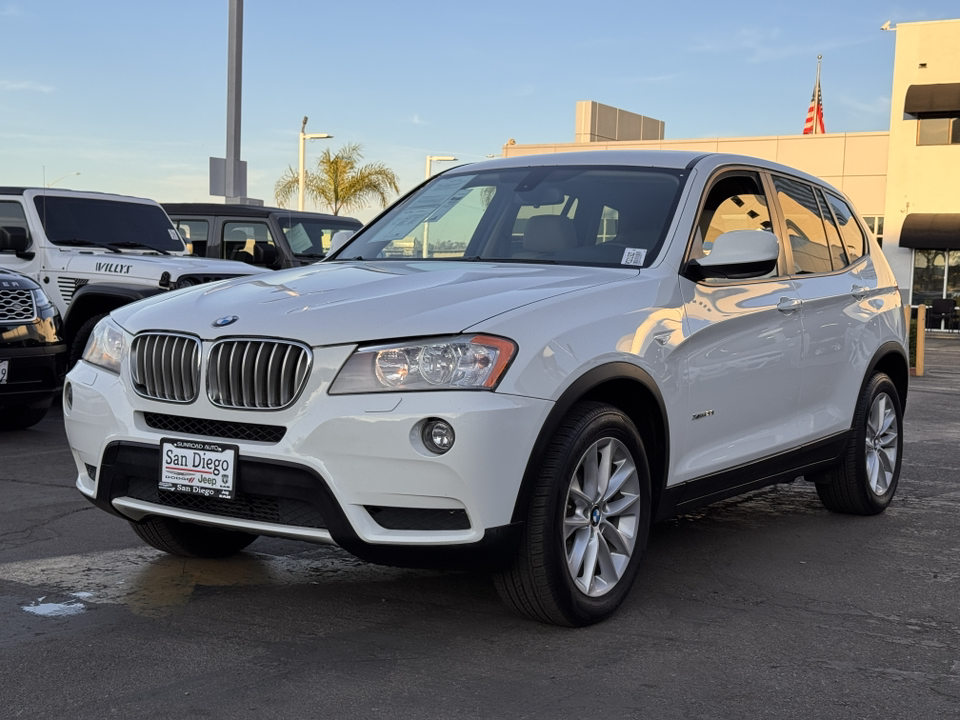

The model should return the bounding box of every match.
[297,119,332,212]
[225,0,243,198]
[298,117,307,211]
[814,54,822,135]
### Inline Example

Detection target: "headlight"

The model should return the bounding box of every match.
[82,317,126,374]
[329,335,516,394]
[176,276,201,289]
[30,287,53,312]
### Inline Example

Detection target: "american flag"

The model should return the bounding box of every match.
[803,58,825,135]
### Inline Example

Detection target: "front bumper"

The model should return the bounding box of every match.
[64,357,551,564]
[0,343,66,408]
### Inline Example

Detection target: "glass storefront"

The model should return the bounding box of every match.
[911,249,960,325]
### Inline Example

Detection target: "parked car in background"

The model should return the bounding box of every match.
[162,204,363,269]
[0,262,66,430]
[65,151,908,626]
[0,188,266,365]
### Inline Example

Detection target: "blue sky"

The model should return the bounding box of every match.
[1,1,957,221]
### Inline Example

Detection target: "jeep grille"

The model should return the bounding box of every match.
[207,339,311,410]
[0,289,36,322]
[130,333,201,403]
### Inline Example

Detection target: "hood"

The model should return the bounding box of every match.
[63,253,264,282]
[0,268,40,291]
[111,260,638,345]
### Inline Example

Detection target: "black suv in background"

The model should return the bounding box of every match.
[0,263,66,430]
[163,204,363,270]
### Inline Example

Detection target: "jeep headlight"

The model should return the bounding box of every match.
[82,317,126,375]
[329,335,516,394]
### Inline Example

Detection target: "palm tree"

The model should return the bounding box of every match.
[275,143,400,215]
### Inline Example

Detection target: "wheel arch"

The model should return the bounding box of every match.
[511,362,670,524]
[864,341,909,413]
[63,284,161,345]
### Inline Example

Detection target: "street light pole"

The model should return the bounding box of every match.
[46,172,80,187]
[422,156,457,258]
[298,116,333,211]
[425,155,457,179]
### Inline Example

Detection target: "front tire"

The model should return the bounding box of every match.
[130,517,258,558]
[813,372,903,515]
[495,402,652,626]
[68,313,108,368]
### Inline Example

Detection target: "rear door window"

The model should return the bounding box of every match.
[773,176,833,274]
[222,221,278,267]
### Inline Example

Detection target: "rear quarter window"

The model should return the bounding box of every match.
[824,193,866,263]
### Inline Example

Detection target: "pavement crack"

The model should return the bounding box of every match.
[0,477,75,489]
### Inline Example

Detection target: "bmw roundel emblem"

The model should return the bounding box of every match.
[591,507,601,525]
[213,315,239,328]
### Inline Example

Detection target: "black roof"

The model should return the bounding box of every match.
[162,203,361,225]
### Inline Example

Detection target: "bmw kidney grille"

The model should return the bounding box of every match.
[131,334,311,409]
[207,339,312,410]
[130,333,201,403]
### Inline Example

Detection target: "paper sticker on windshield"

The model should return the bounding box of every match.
[621,248,646,266]
[285,224,313,254]
[374,175,473,242]
[168,229,180,241]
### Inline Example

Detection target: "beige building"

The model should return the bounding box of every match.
[503,18,960,307]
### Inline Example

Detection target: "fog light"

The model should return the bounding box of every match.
[422,418,455,454]
[64,381,73,409]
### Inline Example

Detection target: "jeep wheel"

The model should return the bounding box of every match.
[130,517,258,558]
[68,313,108,368]
[813,372,902,515]
[495,402,651,626]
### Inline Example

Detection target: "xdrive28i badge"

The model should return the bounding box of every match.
[213,315,239,328]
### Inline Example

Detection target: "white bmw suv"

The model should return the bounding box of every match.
[64,151,907,626]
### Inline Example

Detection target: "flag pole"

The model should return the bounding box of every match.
[815,55,822,134]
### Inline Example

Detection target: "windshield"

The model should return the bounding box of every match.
[336,165,686,267]
[33,196,185,252]
[274,215,362,256]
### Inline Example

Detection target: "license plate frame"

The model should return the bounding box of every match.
[159,438,238,500]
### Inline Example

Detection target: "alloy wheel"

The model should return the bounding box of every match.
[864,391,899,495]
[563,437,641,597]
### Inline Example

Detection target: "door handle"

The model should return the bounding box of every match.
[777,297,802,313]
[851,284,870,300]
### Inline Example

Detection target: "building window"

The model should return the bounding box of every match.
[911,249,960,306]
[863,216,884,247]
[917,116,960,146]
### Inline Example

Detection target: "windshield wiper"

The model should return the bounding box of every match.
[106,241,170,255]
[53,238,122,253]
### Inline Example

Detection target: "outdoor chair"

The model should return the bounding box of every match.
[928,298,959,332]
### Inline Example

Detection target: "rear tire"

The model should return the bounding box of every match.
[813,372,902,515]
[495,402,652,626]
[130,517,257,558]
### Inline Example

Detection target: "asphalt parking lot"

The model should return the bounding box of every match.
[2,344,959,719]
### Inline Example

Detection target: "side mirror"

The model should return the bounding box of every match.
[0,226,30,253]
[329,230,355,256]
[687,230,779,280]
